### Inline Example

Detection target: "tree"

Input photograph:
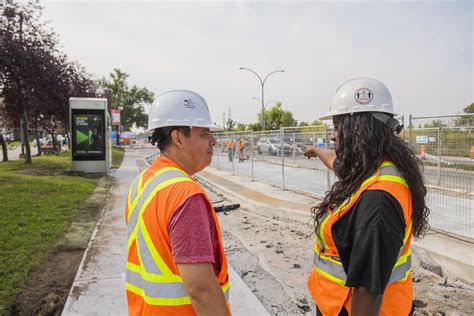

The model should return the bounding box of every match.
[456,103,474,126]
[226,118,236,131]
[0,133,7,162]
[258,102,297,130]
[299,119,322,127]
[101,69,154,142]
[1,1,57,163]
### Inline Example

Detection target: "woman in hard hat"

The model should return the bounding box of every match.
[305,78,429,316]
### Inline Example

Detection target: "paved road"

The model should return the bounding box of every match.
[215,151,473,194]
[212,153,473,240]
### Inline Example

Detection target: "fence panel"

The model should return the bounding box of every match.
[211,114,473,240]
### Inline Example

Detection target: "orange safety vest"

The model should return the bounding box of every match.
[239,139,245,150]
[125,156,230,315]
[308,161,413,316]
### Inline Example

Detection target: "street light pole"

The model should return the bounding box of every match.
[252,98,279,109]
[239,67,284,131]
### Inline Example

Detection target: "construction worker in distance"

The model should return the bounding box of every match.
[125,90,230,316]
[226,138,234,162]
[238,137,246,162]
[304,78,430,316]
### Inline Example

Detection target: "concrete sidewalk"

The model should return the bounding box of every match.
[62,148,269,315]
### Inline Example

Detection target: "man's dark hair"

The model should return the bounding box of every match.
[311,113,430,238]
[148,126,191,151]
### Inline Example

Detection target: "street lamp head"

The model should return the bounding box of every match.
[280,70,285,73]
[239,67,244,70]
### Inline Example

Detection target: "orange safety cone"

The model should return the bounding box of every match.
[470,146,474,159]
[421,145,426,160]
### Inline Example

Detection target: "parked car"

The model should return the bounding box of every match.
[257,138,277,155]
[256,138,293,156]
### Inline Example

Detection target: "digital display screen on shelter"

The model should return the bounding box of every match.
[73,113,104,158]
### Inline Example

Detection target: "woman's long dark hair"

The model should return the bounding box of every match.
[311,113,430,238]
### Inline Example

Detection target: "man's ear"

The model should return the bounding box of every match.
[170,129,185,149]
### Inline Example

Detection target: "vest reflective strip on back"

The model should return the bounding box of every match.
[314,162,412,286]
[126,167,230,305]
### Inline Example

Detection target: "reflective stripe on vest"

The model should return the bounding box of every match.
[126,167,230,306]
[313,162,412,286]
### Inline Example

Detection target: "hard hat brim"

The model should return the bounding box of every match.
[319,110,338,121]
[146,123,223,132]
[319,109,398,121]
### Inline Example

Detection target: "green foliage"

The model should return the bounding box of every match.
[463,103,474,113]
[299,120,323,127]
[0,154,97,313]
[403,128,474,158]
[456,103,474,126]
[112,146,125,168]
[258,102,297,130]
[423,120,447,128]
[226,118,237,131]
[245,122,263,131]
[101,69,154,131]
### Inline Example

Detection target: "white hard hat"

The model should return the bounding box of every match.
[319,78,396,120]
[147,90,222,131]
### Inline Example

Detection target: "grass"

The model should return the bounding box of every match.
[112,146,125,169]
[0,153,98,314]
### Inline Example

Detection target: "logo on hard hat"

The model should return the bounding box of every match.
[184,98,196,109]
[354,88,373,105]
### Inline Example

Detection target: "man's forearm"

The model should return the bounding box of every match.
[178,263,228,316]
[188,281,228,316]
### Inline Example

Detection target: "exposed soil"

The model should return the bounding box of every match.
[7,250,84,316]
[4,176,114,316]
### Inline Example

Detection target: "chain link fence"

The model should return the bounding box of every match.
[211,114,473,240]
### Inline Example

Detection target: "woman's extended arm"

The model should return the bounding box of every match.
[304,146,336,171]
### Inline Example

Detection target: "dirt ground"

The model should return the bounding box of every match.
[202,180,474,316]
[7,250,84,316]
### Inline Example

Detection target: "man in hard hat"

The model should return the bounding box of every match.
[305,78,428,315]
[125,90,230,315]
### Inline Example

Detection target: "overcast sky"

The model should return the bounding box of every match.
[41,0,473,125]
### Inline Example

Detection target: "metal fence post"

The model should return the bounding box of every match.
[281,128,285,189]
[216,140,220,170]
[325,124,331,190]
[251,132,254,181]
[231,138,235,176]
[437,126,441,186]
[292,132,296,164]
[408,115,412,146]
[401,115,405,140]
